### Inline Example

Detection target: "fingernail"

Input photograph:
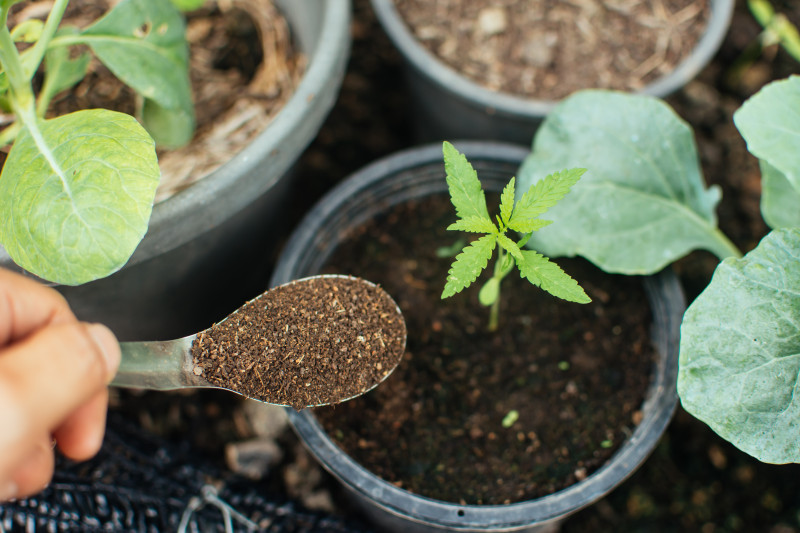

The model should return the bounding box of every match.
[0,481,17,502]
[88,323,121,380]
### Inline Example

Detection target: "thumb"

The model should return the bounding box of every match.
[0,322,120,476]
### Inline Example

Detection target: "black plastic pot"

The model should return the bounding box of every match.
[370,0,734,144]
[270,141,686,532]
[0,0,351,341]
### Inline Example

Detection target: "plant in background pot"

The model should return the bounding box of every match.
[0,0,194,287]
[678,75,800,465]
[270,137,686,531]
[0,0,351,340]
[369,0,734,144]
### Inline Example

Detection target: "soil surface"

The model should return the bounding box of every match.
[191,276,406,410]
[108,0,800,530]
[393,0,710,99]
[313,194,656,505]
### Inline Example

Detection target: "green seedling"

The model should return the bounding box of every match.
[726,0,800,84]
[750,0,800,63]
[440,141,590,332]
[0,0,195,285]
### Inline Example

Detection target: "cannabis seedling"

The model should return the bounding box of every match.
[440,141,590,331]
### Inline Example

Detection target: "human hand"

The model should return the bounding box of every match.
[0,268,121,502]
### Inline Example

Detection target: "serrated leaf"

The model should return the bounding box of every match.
[518,90,736,274]
[677,228,800,464]
[447,215,497,234]
[443,141,490,223]
[79,0,194,121]
[499,177,515,225]
[510,168,586,227]
[441,234,496,299]
[0,109,160,285]
[734,76,800,194]
[517,250,591,303]
[508,217,553,234]
[759,160,800,229]
[497,233,523,261]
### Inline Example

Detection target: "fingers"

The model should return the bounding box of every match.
[6,436,55,500]
[0,321,120,488]
[0,269,76,345]
[52,389,109,461]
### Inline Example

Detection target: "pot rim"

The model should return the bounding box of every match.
[370,0,734,118]
[0,0,352,275]
[274,140,686,531]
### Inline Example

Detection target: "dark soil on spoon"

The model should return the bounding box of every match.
[314,194,656,505]
[190,276,407,410]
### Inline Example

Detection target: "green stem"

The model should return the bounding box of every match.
[0,14,31,106]
[0,121,20,147]
[487,246,515,332]
[22,0,70,79]
[711,227,744,261]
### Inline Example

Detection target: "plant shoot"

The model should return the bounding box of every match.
[0,0,195,285]
[440,141,590,331]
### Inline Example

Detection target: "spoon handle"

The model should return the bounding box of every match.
[111,336,199,390]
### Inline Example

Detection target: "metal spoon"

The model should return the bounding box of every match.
[110,275,407,409]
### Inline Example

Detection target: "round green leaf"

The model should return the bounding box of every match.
[734,76,800,194]
[677,228,800,464]
[518,90,737,274]
[0,109,160,285]
[760,160,800,230]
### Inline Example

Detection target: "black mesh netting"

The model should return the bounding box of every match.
[0,413,374,533]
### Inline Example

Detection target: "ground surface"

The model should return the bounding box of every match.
[116,0,800,531]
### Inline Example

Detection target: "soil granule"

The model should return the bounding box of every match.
[190,276,407,410]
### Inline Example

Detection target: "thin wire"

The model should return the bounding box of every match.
[177,484,259,533]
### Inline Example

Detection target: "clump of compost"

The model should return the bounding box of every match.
[190,276,407,410]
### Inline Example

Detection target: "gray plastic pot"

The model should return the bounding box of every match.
[0,0,351,341]
[270,141,686,532]
[370,0,734,144]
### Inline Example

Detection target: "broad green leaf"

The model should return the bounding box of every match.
[140,95,195,149]
[734,76,800,194]
[518,90,738,274]
[0,109,160,285]
[509,168,586,228]
[478,277,499,306]
[499,177,515,225]
[447,215,497,234]
[441,234,496,299]
[497,233,523,261]
[79,0,194,137]
[39,37,90,112]
[760,160,800,229]
[677,228,800,464]
[517,250,591,304]
[170,0,205,11]
[10,19,43,43]
[443,141,490,223]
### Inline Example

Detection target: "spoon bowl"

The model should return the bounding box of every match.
[111,275,407,409]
